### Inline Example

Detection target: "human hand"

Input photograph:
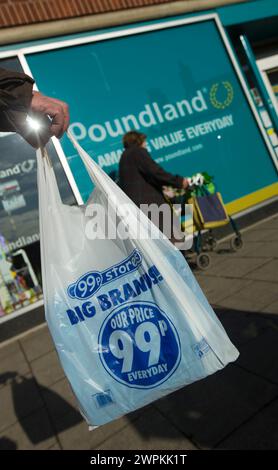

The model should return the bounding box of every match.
[182,178,189,189]
[30,91,69,139]
[163,186,176,198]
[19,91,70,148]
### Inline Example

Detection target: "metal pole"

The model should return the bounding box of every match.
[240,34,278,134]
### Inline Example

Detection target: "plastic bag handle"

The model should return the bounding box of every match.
[40,146,53,168]
[67,131,99,184]
[66,130,122,199]
[37,146,62,207]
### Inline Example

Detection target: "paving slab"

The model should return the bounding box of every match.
[220,240,278,259]
[237,241,278,259]
[241,228,278,243]
[215,280,278,312]
[199,257,271,279]
[0,342,30,389]
[196,253,234,272]
[216,397,278,450]
[48,442,61,450]
[196,276,252,305]
[0,408,57,450]
[0,374,44,433]
[261,217,278,229]
[215,309,275,348]
[0,436,18,449]
[154,364,278,449]
[246,259,278,283]
[262,300,278,315]
[41,377,79,426]
[31,350,65,387]
[57,405,152,450]
[98,407,197,451]
[236,328,278,385]
[20,327,54,362]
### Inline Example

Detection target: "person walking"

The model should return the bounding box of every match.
[119,131,189,244]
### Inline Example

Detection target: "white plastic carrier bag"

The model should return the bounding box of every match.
[37,133,239,427]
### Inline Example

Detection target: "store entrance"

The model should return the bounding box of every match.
[257,54,278,114]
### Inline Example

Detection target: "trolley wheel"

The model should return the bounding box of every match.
[230,235,243,251]
[196,253,211,270]
[208,237,218,251]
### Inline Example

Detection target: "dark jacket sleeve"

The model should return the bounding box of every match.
[136,147,184,189]
[0,67,34,132]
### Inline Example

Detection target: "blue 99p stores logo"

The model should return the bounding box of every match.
[98,301,181,389]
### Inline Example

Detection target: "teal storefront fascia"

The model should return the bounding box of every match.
[0,1,277,215]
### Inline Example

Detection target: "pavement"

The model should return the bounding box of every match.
[0,214,278,450]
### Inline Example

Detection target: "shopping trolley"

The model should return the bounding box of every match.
[163,174,243,270]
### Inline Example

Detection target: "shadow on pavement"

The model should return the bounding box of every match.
[126,307,278,450]
[1,307,278,450]
[0,373,82,449]
[0,437,17,450]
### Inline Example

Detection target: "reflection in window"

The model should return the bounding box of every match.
[0,57,76,318]
[266,67,278,103]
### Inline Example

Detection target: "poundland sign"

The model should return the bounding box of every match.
[26,17,277,206]
[69,83,234,143]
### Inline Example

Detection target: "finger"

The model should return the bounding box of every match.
[47,99,69,136]
[32,95,68,139]
[50,117,64,139]
[61,103,70,133]
[48,105,65,138]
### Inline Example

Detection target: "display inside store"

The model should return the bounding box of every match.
[0,234,43,316]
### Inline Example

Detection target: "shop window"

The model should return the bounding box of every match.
[0,57,76,319]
